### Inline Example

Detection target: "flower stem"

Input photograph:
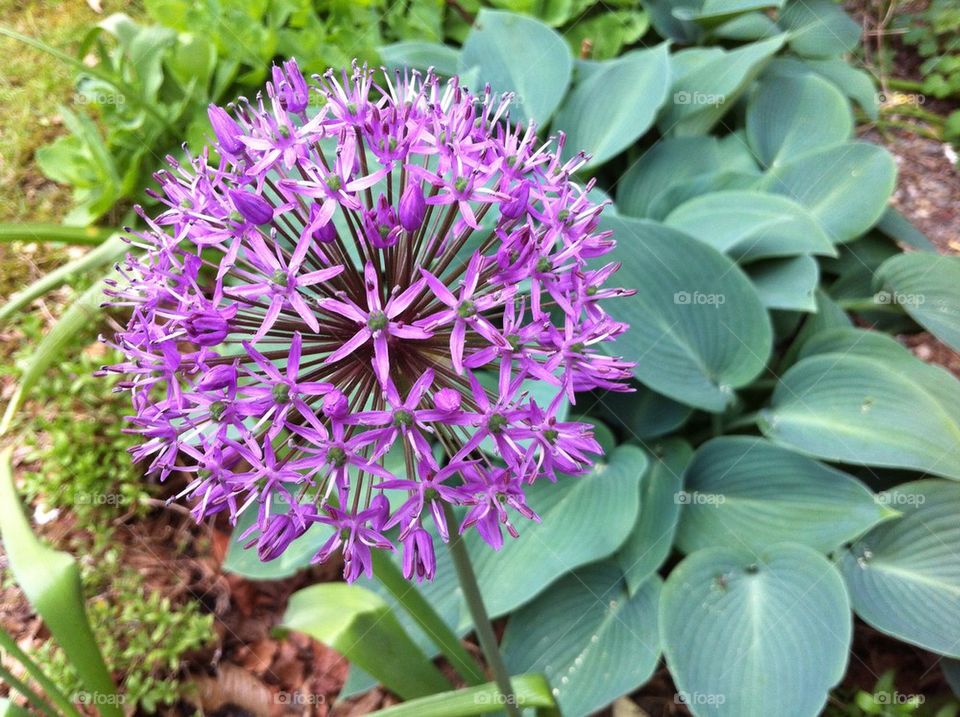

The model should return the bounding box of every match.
[442,504,520,717]
[370,550,486,686]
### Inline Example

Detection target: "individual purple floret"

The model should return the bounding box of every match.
[102,60,634,582]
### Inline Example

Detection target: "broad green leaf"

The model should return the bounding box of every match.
[600,216,772,412]
[588,383,693,441]
[553,44,670,168]
[875,252,960,352]
[760,142,897,243]
[503,562,661,717]
[779,0,860,58]
[618,438,692,593]
[379,42,460,76]
[778,289,851,369]
[803,58,880,120]
[0,451,121,716]
[365,674,559,717]
[222,499,333,580]
[645,0,702,43]
[659,34,785,136]
[664,191,836,261]
[746,73,853,166]
[876,206,937,252]
[281,583,450,699]
[745,255,819,312]
[839,480,960,658]
[467,444,648,620]
[563,10,649,60]
[1,277,108,433]
[661,543,851,717]
[460,10,572,125]
[760,328,960,480]
[676,437,892,554]
[712,12,780,40]
[616,137,727,218]
[646,171,760,221]
[678,0,784,26]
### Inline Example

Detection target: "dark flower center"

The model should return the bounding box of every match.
[457,300,477,319]
[367,311,388,331]
[209,401,227,421]
[488,413,508,433]
[272,384,290,403]
[327,446,347,466]
[393,409,414,427]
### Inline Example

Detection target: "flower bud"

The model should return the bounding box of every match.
[434,387,462,412]
[322,389,349,419]
[399,182,426,231]
[207,104,244,155]
[229,189,273,226]
[500,181,529,220]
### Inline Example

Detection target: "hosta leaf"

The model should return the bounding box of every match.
[281,583,450,699]
[460,10,572,125]
[760,328,960,480]
[659,34,785,136]
[745,255,819,312]
[364,674,559,717]
[379,42,460,75]
[663,190,835,261]
[676,437,892,554]
[503,562,661,717]
[553,44,670,168]
[645,0,702,43]
[712,12,781,40]
[803,58,880,120]
[467,444,648,620]
[618,438,692,593]
[678,0,784,26]
[746,73,853,166]
[779,0,860,58]
[588,383,693,441]
[646,171,760,221]
[778,289,851,369]
[839,480,960,658]
[875,252,960,352]
[616,137,727,218]
[876,206,937,252]
[600,216,772,412]
[661,544,851,717]
[760,142,897,243]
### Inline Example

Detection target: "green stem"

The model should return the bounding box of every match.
[0,662,58,717]
[0,223,115,247]
[442,504,520,717]
[0,628,83,717]
[724,411,761,432]
[370,550,486,687]
[880,103,946,126]
[886,77,926,92]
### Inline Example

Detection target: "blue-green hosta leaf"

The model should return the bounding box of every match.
[460,10,572,125]
[503,562,661,717]
[778,289,852,369]
[600,216,772,412]
[588,383,693,441]
[658,34,785,136]
[875,252,960,352]
[552,44,670,168]
[778,0,861,58]
[876,206,937,252]
[618,439,692,593]
[663,190,836,261]
[222,498,333,580]
[745,255,819,312]
[803,58,879,120]
[676,437,892,555]
[760,328,960,480]
[467,444,648,621]
[379,42,460,76]
[281,583,450,699]
[746,73,853,166]
[661,543,851,717]
[677,0,784,26]
[839,480,960,658]
[712,12,781,40]
[616,137,728,218]
[646,172,760,221]
[645,0,702,43]
[760,142,897,243]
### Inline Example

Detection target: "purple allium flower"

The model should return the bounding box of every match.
[102,63,634,582]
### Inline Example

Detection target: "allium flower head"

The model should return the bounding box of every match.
[103,60,634,582]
